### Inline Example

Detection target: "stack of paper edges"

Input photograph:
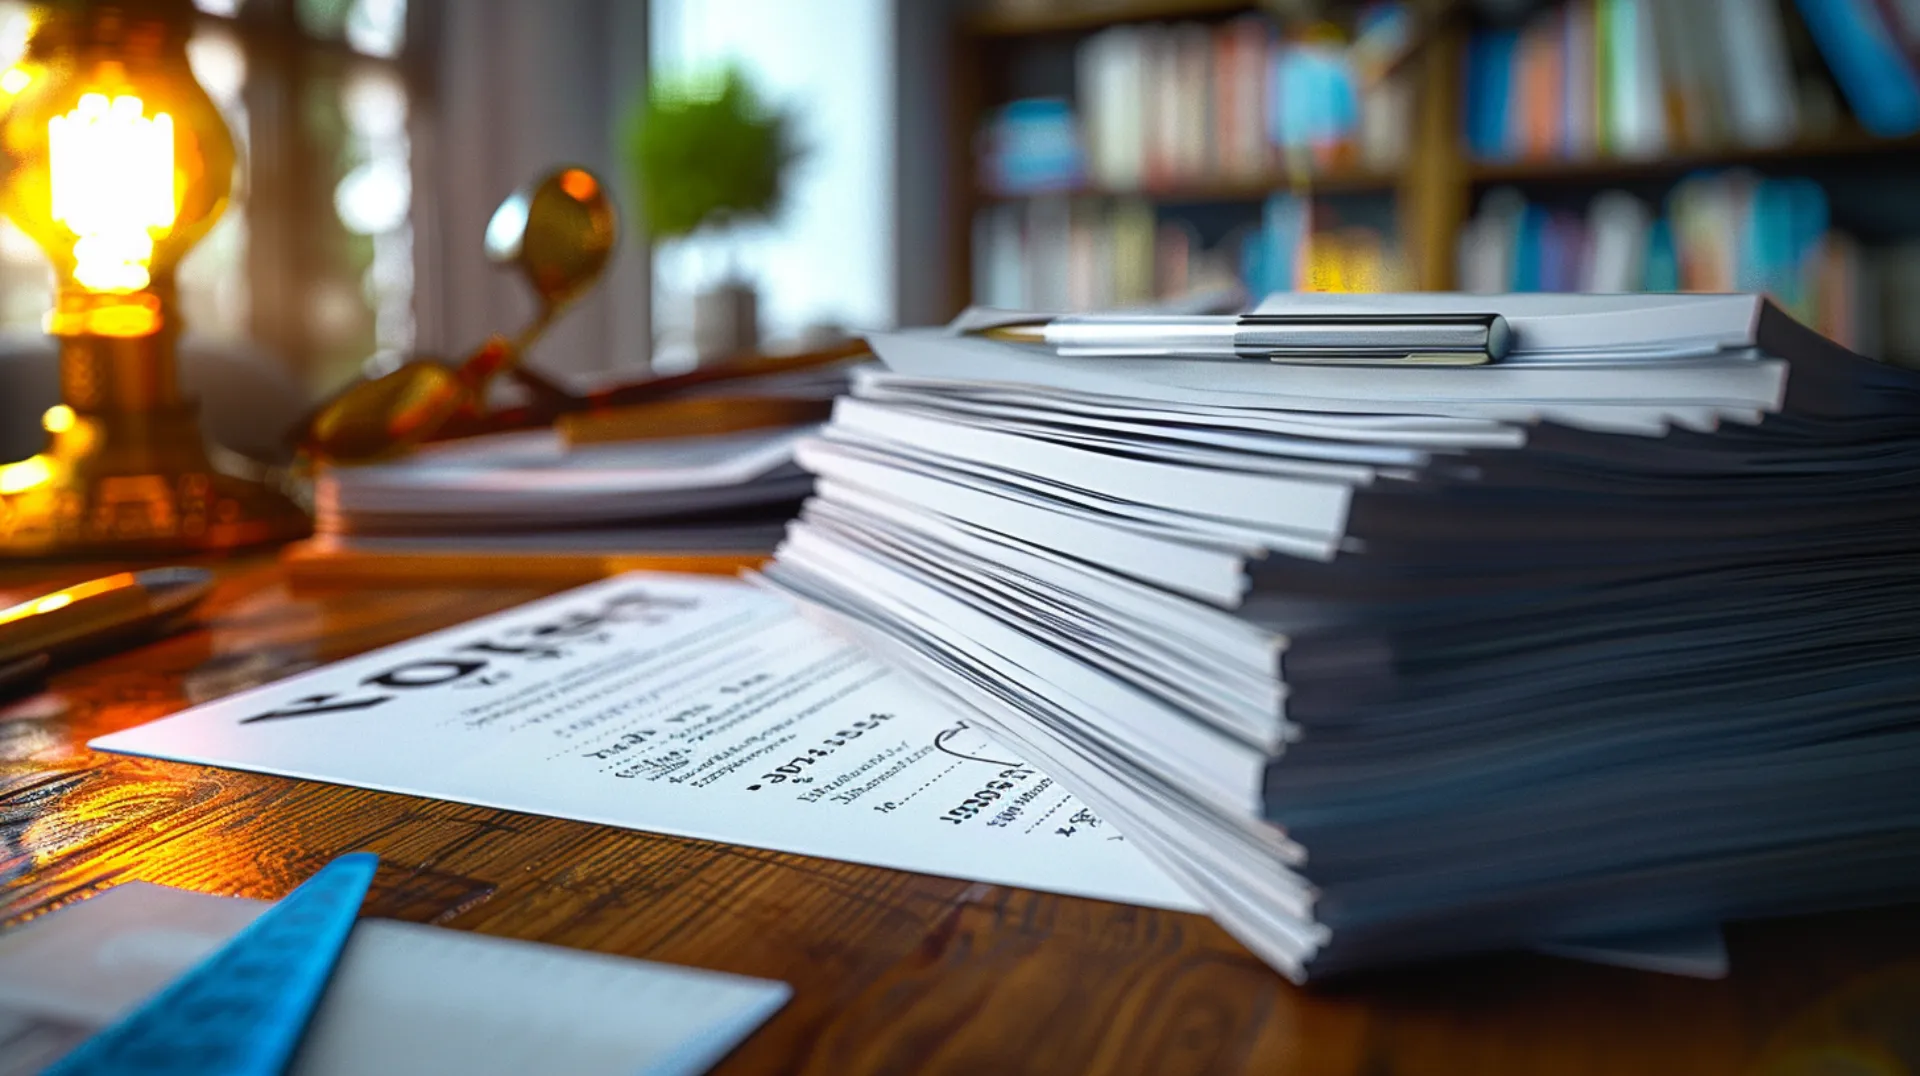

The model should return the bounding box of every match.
[755,293,1920,981]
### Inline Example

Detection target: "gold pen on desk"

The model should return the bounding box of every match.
[0,567,216,670]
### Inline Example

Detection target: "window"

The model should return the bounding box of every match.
[647,0,894,368]
[0,0,417,395]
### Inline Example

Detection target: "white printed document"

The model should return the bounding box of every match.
[91,574,1198,912]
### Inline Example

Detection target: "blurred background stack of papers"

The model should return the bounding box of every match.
[314,428,814,534]
[756,291,1920,982]
[286,354,866,587]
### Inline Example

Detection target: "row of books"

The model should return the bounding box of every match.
[1464,0,1920,163]
[972,199,1167,313]
[1456,171,1920,363]
[761,293,1920,981]
[1241,193,1407,297]
[975,184,1916,368]
[982,7,1414,197]
[972,195,1406,312]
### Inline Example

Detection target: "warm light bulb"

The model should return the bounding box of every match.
[0,1,234,340]
[49,92,177,293]
[0,2,310,558]
[0,454,53,495]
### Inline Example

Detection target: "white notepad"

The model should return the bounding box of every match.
[0,882,791,1076]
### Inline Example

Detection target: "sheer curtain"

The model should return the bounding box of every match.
[410,0,651,381]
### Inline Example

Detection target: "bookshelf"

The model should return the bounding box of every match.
[966,0,1261,37]
[1468,132,1920,185]
[943,0,1920,346]
[976,167,1401,203]
[948,0,1469,311]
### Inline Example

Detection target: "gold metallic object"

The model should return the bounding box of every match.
[979,323,1047,345]
[301,165,618,463]
[0,564,213,665]
[0,0,307,557]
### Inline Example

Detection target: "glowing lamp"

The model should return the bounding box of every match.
[0,0,305,556]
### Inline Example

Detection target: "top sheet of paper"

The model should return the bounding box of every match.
[90,573,1198,913]
[864,328,1788,428]
[1249,291,1762,354]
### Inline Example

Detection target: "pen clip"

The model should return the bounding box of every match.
[1262,351,1493,367]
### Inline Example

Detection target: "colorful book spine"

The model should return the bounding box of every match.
[1143,31,1179,189]
[1213,18,1266,179]
[1454,175,1880,359]
[1455,0,1920,160]
[1593,0,1614,154]
[1518,17,1562,159]
[1066,14,1404,189]
[1644,217,1680,291]
[1601,0,1664,158]
[1465,27,1520,159]
[1793,0,1920,136]
[1719,0,1799,145]
[1563,0,1597,157]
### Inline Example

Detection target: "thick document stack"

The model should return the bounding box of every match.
[754,293,1920,981]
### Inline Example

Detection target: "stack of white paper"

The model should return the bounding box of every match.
[314,427,816,535]
[755,292,1920,981]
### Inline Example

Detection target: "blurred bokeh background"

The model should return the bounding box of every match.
[963,0,1920,366]
[3,0,1919,463]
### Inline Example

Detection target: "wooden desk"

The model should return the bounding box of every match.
[3,557,1917,1075]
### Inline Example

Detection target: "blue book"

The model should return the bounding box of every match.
[1783,178,1829,261]
[1241,239,1270,299]
[1644,218,1680,291]
[1466,28,1520,159]
[1513,204,1546,292]
[1793,0,1920,136]
[1739,180,1784,297]
[1782,178,1831,321]
[987,98,1084,194]
[1262,193,1307,293]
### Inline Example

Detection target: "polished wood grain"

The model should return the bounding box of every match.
[3,557,1917,1076]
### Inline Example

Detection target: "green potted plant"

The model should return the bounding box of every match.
[623,65,799,363]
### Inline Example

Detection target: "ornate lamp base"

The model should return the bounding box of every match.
[0,403,309,558]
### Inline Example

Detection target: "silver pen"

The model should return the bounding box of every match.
[981,313,1512,365]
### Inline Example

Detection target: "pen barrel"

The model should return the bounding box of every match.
[1041,314,1509,361]
[1046,318,1240,356]
[0,586,151,664]
[1234,315,1505,358]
